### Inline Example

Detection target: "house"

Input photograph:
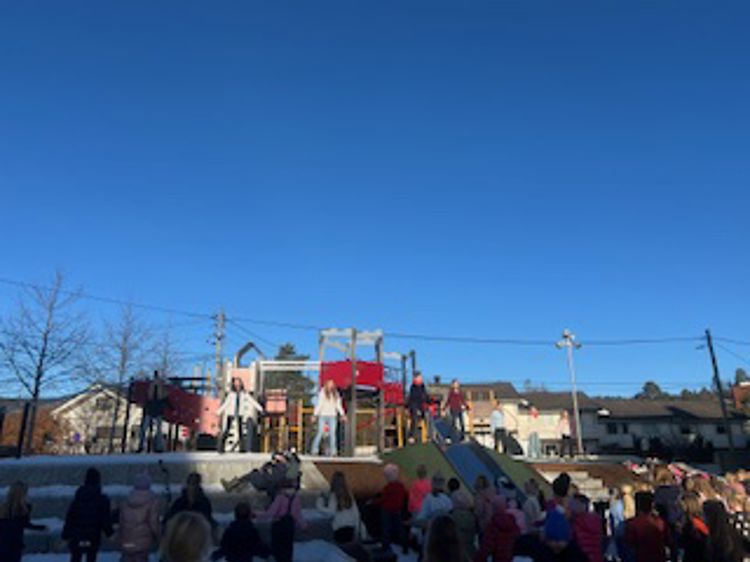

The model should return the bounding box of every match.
[50,382,145,454]
[595,398,748,453]
[519,391,602,455]
[0,396,71,453]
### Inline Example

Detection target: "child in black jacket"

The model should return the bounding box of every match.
[212,502,270,562]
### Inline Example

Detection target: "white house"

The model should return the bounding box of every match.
[51,382,146,454]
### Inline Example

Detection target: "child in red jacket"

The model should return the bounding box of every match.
[475,496,520,562]
[571,494,603,562]
[378,463,407,553]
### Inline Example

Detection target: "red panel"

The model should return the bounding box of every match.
[131,381,220,434]
[320,360,385,389]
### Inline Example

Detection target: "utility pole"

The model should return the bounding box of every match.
[556,329,584,456]
[409,350,417,379]
[705,329,736,469]
[347,328,358,457]
[215,308,226,399]
[401,354,408,403]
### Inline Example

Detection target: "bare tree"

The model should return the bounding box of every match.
[98,305,151,452]
[151,325,183,380]
[0,271,89,453]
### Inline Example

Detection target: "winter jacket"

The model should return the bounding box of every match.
[654,485,683,528]
[166,490,216,528]
[316,493,361,532]
[259,491,307,529]
[62,485,114,546]
[489,410,505,432]
[0,505,44,560]
[313,388,345,418]
[379,481,408,514]
[475,511,520,562]
[475,489,497,532]
[512,534,589,562]
[213,519,270,562]
[682,516,709,562]
[117,490,161,555]
[218,391,264,421]
[408,478,432,514]
[625,514,669,562]
[416,493,453,526]
[446,390,467,413]
[523,496,542,531]
[452,506,479,559]
[407,383,429,412]
[572,512,604,562]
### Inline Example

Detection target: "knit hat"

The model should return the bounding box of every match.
[134,472,151,491]
[544,510,571,543]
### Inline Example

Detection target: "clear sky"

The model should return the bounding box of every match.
[1,1,749,397]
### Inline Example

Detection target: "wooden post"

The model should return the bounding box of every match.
[297,399,303,452]
[396,408,404,448]
[121,378,133,454]
[347,329,358,457]
[375,335,385,454]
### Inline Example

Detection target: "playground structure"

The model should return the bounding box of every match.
[126,327,507,456]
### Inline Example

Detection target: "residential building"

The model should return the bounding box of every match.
[596,398,748,452]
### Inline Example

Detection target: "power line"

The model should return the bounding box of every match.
[0,276,212,320]
[715,342,750,368]
[714,336,750,347]
[227,318,280,351]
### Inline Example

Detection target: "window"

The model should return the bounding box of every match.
[95,398,112,411]
[716,424,727,434]
[680,425,692,435]
[470,391,490,402]
[606,423,618,435]
[621,423,630,434]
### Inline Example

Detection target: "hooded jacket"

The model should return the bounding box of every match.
[62,484,113,545]
[572,511,604,562]
[475,510,520,562]
[118,490,161,554]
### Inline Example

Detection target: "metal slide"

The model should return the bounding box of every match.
[431,418,526,499]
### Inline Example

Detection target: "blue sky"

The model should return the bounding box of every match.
[1,1,749,396]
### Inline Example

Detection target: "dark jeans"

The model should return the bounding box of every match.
[220,415,245,452]
[561,435,574,457]
[450,410,464,438]
[409,408,424,442]
[381,510,404,551]
[69,542,99,562]
[494,428,507,452]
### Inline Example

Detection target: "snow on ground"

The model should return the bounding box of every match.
[27,508,332,533]
[0,482,228,498]
[24,539,357,561]
[0,451,381,467]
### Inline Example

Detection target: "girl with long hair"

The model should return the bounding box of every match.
[316,470,361,543]
[311,379,346,457]
[166,473,216,530]
[0,482,46,562]
[681,492,709,562]
[704,500,743,562]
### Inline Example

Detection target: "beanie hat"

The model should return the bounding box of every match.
[134,473,151,491]
[544,510,571,543]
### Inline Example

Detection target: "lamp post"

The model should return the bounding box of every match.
[556,329,584,456]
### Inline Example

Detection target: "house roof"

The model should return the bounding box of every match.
[50,382,128,417]
[429,381,521,399]
[596,398,747,421]
[522,391,600,412]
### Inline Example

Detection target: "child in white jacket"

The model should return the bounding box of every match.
[310,379,346,456]
[315,471,361,544]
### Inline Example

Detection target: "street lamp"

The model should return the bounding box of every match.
[556,329,584,456]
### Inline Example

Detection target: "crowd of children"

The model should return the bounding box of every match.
[3,456,750,562]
